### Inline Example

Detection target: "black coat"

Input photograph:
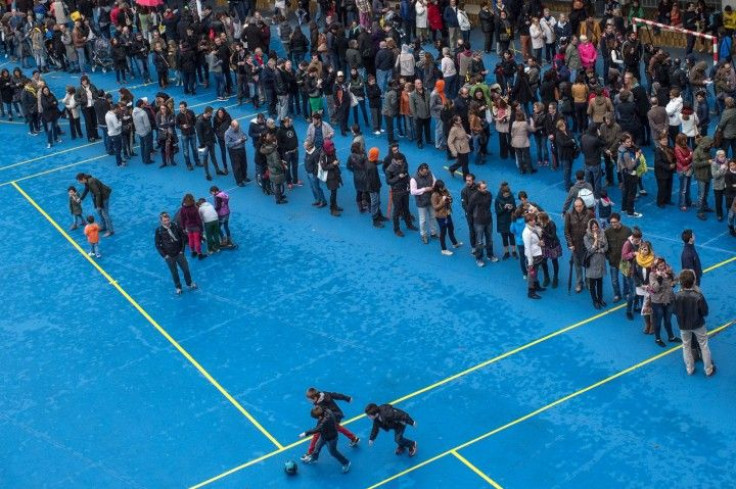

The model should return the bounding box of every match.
[468,189,493,226]
[580,132,605,167]
[346,153,368,192]
[155,222,187,257]
[304,409,339,441]
[364,159,382,193]
[369,404,415,441]
[311,391,351,421]
[556,129,577,161]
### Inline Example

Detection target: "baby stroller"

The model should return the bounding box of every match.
[89,36,113,73]
[44,39,65,71]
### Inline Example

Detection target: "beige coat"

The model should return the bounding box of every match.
[447,124,470,156]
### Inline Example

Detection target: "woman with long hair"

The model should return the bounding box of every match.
[214,107,233,173]
[648,256,681,348]
[583,219,609,309]
[156,104,177,167]
[654,130,676,207]
[537,211,562,288]
[674,132,693,211]
[179,193,206,260]
[510,110,536,175]
[431,179,463,255]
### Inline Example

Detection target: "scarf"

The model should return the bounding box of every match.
[636,250,655,269]
[163,223,178,242]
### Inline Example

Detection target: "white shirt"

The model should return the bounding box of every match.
[415,1,427,28]
[530,24,545,50]
[665,97,683,127]
[522,225,542,266]
[441,56,457,77]
[198,202,219,223]
[105,111,122,136]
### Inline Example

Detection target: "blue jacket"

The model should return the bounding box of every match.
[509,217,526,245]
[444,5,460,27]
[681,243,702,285]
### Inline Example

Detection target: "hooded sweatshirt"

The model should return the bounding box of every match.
[692,136,713,183]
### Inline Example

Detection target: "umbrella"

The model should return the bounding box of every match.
[567,254,574,295]
[136,0,163,7]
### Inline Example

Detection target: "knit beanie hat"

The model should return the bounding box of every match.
[368,147,379,161]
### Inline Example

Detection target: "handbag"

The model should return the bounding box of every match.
[317,162,328,182]
[349,91,359,107]
[583,250,594,268]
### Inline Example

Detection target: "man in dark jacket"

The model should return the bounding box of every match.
[277,116,300,187]
[680,229,703,286]
[410,79,432,148]
[409,163,437,243]
[77,173,113,236]
[603,213,631,303]
[580,125,606,197]
[365,402,417,456]
[385,143,418,236]
[298,406,351,473]
[176,101,200,169]
[564,198,594,292]
[154,212,196,294]
[460,173,479,248]
[673,269,715,376]
[196,106,225,180]
[468,180,500,266]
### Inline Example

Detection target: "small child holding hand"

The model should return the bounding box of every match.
[68,186,85,230]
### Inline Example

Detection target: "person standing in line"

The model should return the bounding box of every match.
[537,211,562,288]
[460,173,479,250]
[680,229,703,286]
[648,257,682,348]
[84,215,101,258]
[603,213,631,303]
[447,115,471,178]
[522,212,546,299]
[176,101,201,170]
[105,104,124,166]
[385,143,417,236]
[410,163,438,244]
[298,406,351,473]
[304,138,328,208]
[301,388,360,463]
[366,147,389,228]
[132,99,154,164]
[365,402,418,456]
[431,179,463,256]
[494,182,517,260]
[583,219,608,309]
[155,211,197,295]
[76,173,114,237]
[673,269,716,377]
[196,106,226,181]
[564,197,594,293]
[224,120,250,186]
[469,180,500,267]
[319,139,343,216]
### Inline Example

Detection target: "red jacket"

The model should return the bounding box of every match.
[427,3,443,31]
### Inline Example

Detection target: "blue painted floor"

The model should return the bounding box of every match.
[1,29,735,489]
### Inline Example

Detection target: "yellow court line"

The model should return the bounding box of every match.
[451,451,504,488]
[0,141,102,172]
[365,320,735,489]
[190,254,736,489]
[11,181,284,451]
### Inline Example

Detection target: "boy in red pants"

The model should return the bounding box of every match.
[301,387,359,463]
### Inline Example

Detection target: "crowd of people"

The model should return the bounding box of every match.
[3,0,724,410]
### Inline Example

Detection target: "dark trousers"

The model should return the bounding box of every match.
[228,147,248,184]
[622,172,638,214]
[68,116,82,139]
[82,106,98,140]
[483,30,494,51]
[313,437,348,465]
[714,188,725,219]
[415,117,431,145]
[283,150,299,184]
[465,214,476,248]
[202,143,221,177]
[651,302,675,341]
[392,191,411,231]
[656,175,673,206]
[384,114,396,143]
[392,425,414,449]
[448,152,469,178]
[164,253,192,289]
[437,215,458,250]
[109,134,122,166]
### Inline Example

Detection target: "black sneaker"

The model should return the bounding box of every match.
[408,442,417,457]
[395,446,405,455]
[349,437,360,447]
[626,311,634,320]
[668,337,682,343]
[655,339,666,347]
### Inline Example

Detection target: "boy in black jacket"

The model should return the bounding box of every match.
[365,403,417,456]
[298,406,351,473]
[301,388,359,462]
[674,269,715,377]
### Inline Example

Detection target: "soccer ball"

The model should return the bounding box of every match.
[284,460,298,476]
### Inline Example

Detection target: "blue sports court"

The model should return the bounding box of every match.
[1,40,735,489]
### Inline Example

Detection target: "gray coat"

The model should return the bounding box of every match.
[583,222,609,279]
[382,88,399,117]
[409,89,431,120]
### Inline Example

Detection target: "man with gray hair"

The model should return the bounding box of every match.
[224,119,250,186]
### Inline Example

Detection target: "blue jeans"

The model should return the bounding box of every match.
[609,265,630,299]
[213,72,225,98]
[99,124,110,153]
[312,437,348,465]
[76,47,87,73]
[43,119,58,145]
[392,425,415,450]
[109,134,122,166]
[307,172,326,204]
[136,57,150,80]
[651,302,675,340]
[678,172,692,208]
[625,276,637,314]
[473,223,495,259]
[696,180,710,212]
[369,191,381,218]
[181,134,199,166]
[139,132,153,163]
[584,164,602,198]
[376,69,392,93]
[95,198,113,233]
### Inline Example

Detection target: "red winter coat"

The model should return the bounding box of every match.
[427,3,443,31]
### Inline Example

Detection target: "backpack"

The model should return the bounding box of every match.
[578,187,595,208]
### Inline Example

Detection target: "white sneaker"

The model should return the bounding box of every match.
[87,251,94,256]
[441,249,453,256]
[95,253,101,258]
[374,130,381,135]
[489,256,499,263]
[476,259,485,267]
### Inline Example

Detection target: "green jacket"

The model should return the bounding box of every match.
[692,136,713,183]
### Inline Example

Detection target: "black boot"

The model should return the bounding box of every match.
[373,216,384,228]
[528,290,542,299]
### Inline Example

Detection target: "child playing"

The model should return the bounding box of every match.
[597,188,614,229]
[84,215,101,258]
[68,186,85,230]
[298,406,351,473]
[196,197,221,254]
[301,387,359,464]
[209,186,234,248]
